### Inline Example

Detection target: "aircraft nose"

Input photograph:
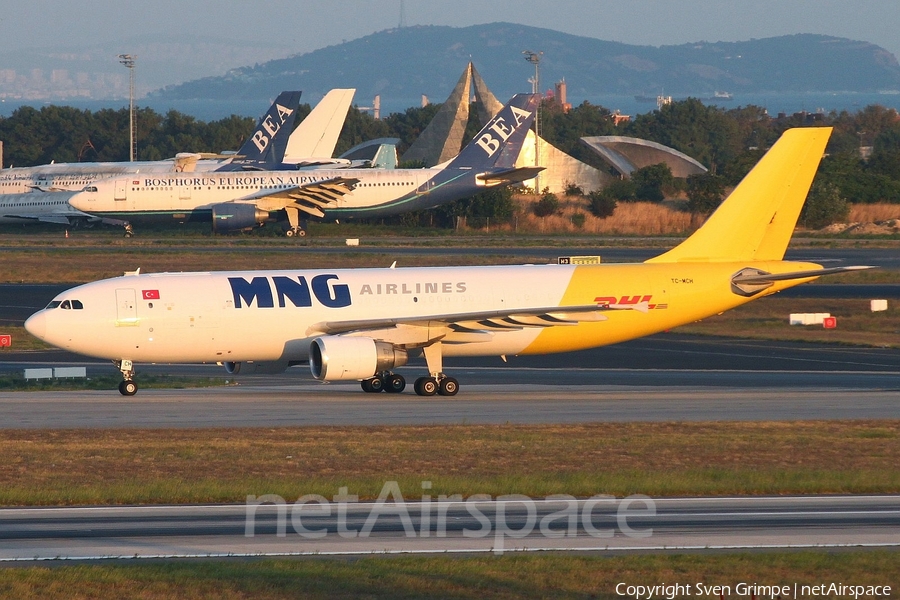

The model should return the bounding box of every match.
[24,311,46,341]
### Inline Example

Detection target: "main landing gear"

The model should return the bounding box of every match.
[416,340,459,396]
[360,372,459,396]
[115,359,138,396]
[361,371,406,393]
[284,207,308,237]
[412,375,458,397]
[361,341,460,397]
[123,223,135,238]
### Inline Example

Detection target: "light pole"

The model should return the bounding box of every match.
[118,54,136,162]
[523,50,542,193]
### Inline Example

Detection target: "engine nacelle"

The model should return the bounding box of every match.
[211,203,269,233]
[223,361,241,374]
[219,360,290,375]
[309,336,408,381]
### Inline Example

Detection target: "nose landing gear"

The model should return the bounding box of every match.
[114,359,138,396]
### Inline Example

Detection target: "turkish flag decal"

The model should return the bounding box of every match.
[142,290,160,300]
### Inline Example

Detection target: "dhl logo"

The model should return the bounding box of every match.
[594,295,668,310]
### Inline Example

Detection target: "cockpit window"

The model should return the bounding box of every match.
[83,186,98,192]
[46,299,83,309]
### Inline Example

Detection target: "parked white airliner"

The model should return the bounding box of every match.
[25,127,869,397]
[65,94,542,236]
[0,89,355,230]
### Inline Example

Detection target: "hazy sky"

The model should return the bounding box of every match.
[1,0,898,60]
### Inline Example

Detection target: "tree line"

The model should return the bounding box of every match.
[1,97,898,228]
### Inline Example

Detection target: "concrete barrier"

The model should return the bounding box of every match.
[24,368,53,380]
[871,299,888,312]
[54,367,87,378]
[789,312,831,326]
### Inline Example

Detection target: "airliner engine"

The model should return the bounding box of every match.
[211,204,269,233]
[221,360,290,375]
[310,336,408,381]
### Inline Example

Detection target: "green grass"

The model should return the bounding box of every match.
[1,421,897,506]
[0,373,229,392]
[676,297,900,347]
[0,552,896,599]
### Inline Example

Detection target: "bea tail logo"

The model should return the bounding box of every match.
[250,103,294,153]
[474,105,533,156]
[229,274,350,309]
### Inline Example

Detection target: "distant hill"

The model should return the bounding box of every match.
[0,34,294,102]
[148,24,900,108]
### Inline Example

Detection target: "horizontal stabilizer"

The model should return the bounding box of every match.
[732,265,874,285]
[476,166,545,186]
[730,265,874,297]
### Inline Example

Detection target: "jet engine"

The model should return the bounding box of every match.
[211,203,269,233]
[309,336,408,381]
[220,360,290,375]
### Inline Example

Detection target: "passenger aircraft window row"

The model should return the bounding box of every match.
[0,200,66,206]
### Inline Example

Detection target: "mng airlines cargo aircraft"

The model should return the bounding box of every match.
[64,94,543,237]
[26,128,864,396]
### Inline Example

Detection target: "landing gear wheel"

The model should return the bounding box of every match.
[285,228,296,238]
[118,380,137,396]
[414,377,438,396]
[368,376,385,393]
[361,379,373,393]
[384,374,406,393]
[123,224,134,238]
[438,376,459,396]
[297,228,307,237]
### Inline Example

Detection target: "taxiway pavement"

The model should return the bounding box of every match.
[0,495,896,561]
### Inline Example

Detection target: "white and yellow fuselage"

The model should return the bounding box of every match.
[25,260,819,365]
[25,127,844,391]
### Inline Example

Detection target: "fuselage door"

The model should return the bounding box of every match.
[115,288,139,326]
[114,180,127,202]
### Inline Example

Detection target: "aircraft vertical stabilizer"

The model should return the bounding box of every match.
[283,89,355,163]
[230,91,303,167]
[646,127,832,263]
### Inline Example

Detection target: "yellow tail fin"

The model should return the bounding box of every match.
[647,127,832,263]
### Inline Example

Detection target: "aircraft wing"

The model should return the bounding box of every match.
[1,212,93,225]
[306,302,647,341]
[248,177,359,218]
